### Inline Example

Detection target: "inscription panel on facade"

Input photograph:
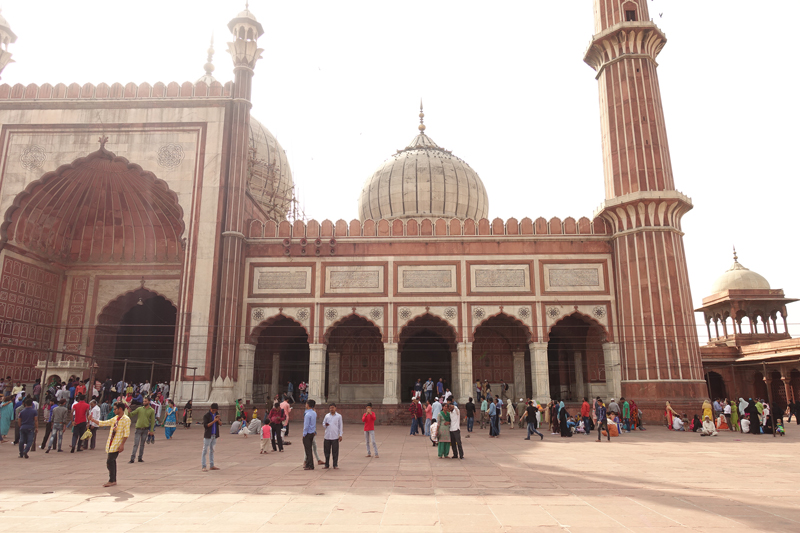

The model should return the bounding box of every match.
[397,264,457,294]
[470,264,531,293]
[252,266,312,295]
[325,265,384,294]
[542,263,605,293]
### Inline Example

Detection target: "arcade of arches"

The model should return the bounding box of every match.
[704,366,800,414]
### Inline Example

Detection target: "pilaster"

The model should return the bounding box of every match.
[603,342,621,400]
[270,352,280,402]
[456,342,473,405]
[308,344,327,403]
[327,352,341,403]
[573,352,585,400]
[382,343,399,404]
[236,343,256,403]
[512,351,526,402]
[530,342,550,402]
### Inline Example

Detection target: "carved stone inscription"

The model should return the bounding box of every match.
[549,269,599,287]
[330,270,380,289]
[258,271,307,290]
[475,269,526,288]
[403,270,452,289]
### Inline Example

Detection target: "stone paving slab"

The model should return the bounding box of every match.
[1,423,799,532]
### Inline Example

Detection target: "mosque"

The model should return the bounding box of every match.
[0,2,795,419]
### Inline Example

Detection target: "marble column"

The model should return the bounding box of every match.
[530,342,549,402]
[603,342,621,400]
[327,352,341,403]
[308,344,327,403]
[237,343,256,403]
[456,342,473,404]
[270,353,280,401]
[382,343,399,404]
[573,351,585,401]
[512,351,525,402]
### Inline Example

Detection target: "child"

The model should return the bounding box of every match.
[429,420,438,448]
[260,423,272,453]
[776,419,785,436]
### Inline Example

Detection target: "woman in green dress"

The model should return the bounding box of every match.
[730,400,739,432]
[436,403,452,458]
[0,395,13,443]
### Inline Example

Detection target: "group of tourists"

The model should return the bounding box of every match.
[666,397,791,437]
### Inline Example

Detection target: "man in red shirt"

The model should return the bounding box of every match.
[408,397,423,436]
[362,403,378,458]
[580,397,592,437]
[71,394,91,452]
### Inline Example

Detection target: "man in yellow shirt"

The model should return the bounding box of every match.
[90,401,131,487]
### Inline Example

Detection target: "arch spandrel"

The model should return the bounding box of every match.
[323,312,384,344]
[249,313,310,345]
[546,310,609,343]
[398,312,458,351]
[472,311,532,346]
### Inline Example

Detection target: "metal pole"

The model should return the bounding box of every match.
[122,359,128,385]
[763,362,777,438]
[149,361,155,391]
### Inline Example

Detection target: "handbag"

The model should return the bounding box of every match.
[80,427,93,440]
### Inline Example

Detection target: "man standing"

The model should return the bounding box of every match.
[17,397,38,458]
[437,378,445,398]
[90,401,130,487]
[128,397,155,463]
[70,394,90,452]
[621,398,631,433]
[302,399,317,470]
[287,381,295,403]
[201,403,221,472]
[522,400,543,440]
[465,397,476,436]
[424,378,434,403]
[488,397,498,437]
[322,403,343,469]
[596,399,610,442]
[39,398,53,450]
[280,396,292,437]
[480,395,488,429]
[88,400,101,450]
[608,398,620,417]
[414,379,423,400]
[500,379,508,401]
[581,398,592,436]
[47,399,69,452]
[408,397,422,435]
[363,403,378,458]
[448,399,464,459]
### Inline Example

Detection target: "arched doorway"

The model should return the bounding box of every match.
[473,314,531,400]
[704,371,727,400]
[399,314,456,403]
[93,289,177,385]
[253,315,309,403]
[770,371,787,413]
[752,371,769,400]
[325,315,384,402]
[547,313,606,402]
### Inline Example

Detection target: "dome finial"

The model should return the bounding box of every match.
[733,245,738,263]
[418,99,426,132]
[197,34,217,84]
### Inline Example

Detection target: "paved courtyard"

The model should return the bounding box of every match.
[1,422,799,532]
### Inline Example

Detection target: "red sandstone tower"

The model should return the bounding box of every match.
[585,1,706,404]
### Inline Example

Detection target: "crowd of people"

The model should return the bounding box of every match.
[666,397,792,436]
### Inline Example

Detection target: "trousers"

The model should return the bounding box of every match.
[323,438,339,467]
[40,421,52,449]
[302,433,316,469]
[597,419,609,441]
[107,451,119,482]
[71,422,87,451]
[269,422,284,451]
[449,429,463,458]
[130,428,148,460]
[19,427,35,456]
[48,423,65,451]
[467,416,474,432]
[364,430,378,455]
[201,436,216,468]
[527,423,543,439]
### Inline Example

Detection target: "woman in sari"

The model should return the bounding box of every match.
[436,403,451,458]
[665,401,679,429]
[558,402,572,437]
[702,399,713,421]
[730,401,739,432]
[630,400,639,430]
[0,395,13,443]
[164,399,178,439]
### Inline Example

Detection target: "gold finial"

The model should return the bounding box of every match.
[733,245,738,263]
[418,99,426,132]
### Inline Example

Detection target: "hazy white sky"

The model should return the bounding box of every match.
[2,1,798,337]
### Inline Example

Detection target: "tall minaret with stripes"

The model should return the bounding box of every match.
[584,1,706,404]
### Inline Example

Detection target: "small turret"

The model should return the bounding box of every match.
[0,8,18,80]
[227,2,264,69]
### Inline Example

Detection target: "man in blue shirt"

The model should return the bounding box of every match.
[436,378,444,397]
[488,398,498,437]
[17,397,38,458]
[302,399,317,470]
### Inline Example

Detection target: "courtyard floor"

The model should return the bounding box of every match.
[1,421,799,532]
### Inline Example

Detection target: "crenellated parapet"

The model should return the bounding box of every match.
[246,216,612,239]
[0,80,234,101]
[584,21,667,78]
[594,190,693,236]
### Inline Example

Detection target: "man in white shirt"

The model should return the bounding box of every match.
[322,403,343,469]
[447,399,464,459]
[88,400,101,450]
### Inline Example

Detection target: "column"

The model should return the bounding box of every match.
[327,352,341,403]
[603,342,622,400]
[237,343,255,403]
[382,342,399,404]
[530,342,549,402]
[456,342,473,405]
[573,351,585,401]
[450,350,460,401]
[512,351,525,402]
[308,344,327,403]
[270,353,280,401]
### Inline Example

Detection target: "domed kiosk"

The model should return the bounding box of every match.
[358,106,488,221]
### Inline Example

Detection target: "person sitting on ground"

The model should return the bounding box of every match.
[689,414,702,432]
[230,416,243,434]
[715,413,729,430]
[700,415,718,436]
[672,415,685,431]
[740,414,751,434]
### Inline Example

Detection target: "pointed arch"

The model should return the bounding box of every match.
[472,311,532,344]
[323,311,383,343]
[547,311,608,342]
[398,312,457,352]
[249,313,309,345]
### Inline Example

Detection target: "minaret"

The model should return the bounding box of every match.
[0,9,18,81]
[585,1,705,403]
[212,5,264,387]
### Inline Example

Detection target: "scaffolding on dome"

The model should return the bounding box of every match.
[247,146,306,223]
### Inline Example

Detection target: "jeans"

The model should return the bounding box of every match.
[490,415,499,436]
[201,436,216,468]
[623,418,631,431]
[417,416,425,434]
[365,430,378,455]
[425,391,433,403]
[302,433,315,468]
[597,419,609,440]
[48,423,65,451]
[107,451,119,482]
[527,423,542,439]
[19,427,35,456]
[323,438,339,467]
[467,416,474,432]
[71,422,87,451]
[423,418,431,436]
[269,423,283,451]
[450,429,463,458]
[89,427,98,449]
[130,428,148,460]
[410,417,419,435]
[40,421,52,449]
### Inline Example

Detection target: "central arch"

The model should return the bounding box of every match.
[547,313,607,402]
[252,315,310,403]
[399,313,457,402]
[473,313,532,400]
[325,314,384,403]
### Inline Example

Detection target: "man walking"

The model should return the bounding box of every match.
[596,399,610,442]
[480,395,488,429]
[70,394,90,453]
[465,397,475,436]
[47,399,69,452]
[39,398,53,450]
[89,399,101,450]
[90,401,130,487]
[581,397,592,436]
[523,400,543,440]
[448,399,464,459]
[302,399,317,470]
[363,403,379,458]
[17,397,38,458]
[408,397,423,435]
[322,403,343,469]
[201,403,221,472]
[424,378,434,403]
[437,378,445,398]
[128,397,155,463]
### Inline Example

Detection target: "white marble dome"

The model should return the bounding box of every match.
[358,129,489,222]
[247,117,294,220]
[710,255,770,293]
